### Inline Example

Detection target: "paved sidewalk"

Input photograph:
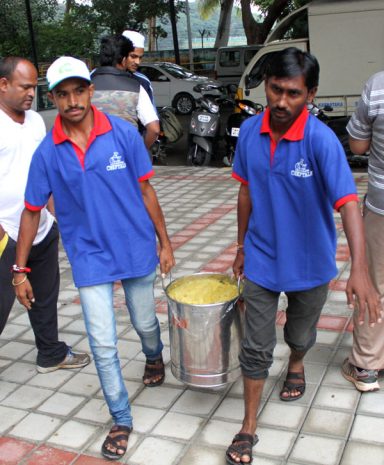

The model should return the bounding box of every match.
[1,167,383,465]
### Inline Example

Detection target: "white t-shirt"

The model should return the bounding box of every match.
[137,85,158,126]
[0,109,54,244]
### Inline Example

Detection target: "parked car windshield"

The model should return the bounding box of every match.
[158,63,194,79]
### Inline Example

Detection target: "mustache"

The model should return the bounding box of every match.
[65,105,85,113]
[271,106,290,116]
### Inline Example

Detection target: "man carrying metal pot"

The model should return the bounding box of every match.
[14,56,175,461]
[227,47,382,465]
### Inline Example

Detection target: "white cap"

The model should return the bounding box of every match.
[122,30,145,48]
[47,56,91,91]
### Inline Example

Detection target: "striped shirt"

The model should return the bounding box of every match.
[347,71,384,215]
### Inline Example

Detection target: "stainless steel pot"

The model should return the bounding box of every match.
[163,272,244,388]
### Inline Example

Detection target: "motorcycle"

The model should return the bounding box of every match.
[223,99,264,167]
[151,106,183,165]
[307,103,369,167]
[187,84,223,167]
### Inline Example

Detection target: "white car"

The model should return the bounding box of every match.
[138,62,226,115]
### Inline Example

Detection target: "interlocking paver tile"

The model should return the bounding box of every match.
[0,406,28,434]
[23,445,77,465]
[47,420,98,449]
[133,385,182,409]
[254,427,297,458]
[340,441,384,465]
[152,412,204,440]
[258,402,307,430]
[74,398,111,423]
[2,385,54,409]
[9,412,62,441]
[128,436,184,465]
[313,385,360,411]
[0,437,35,464]
[302,408,353,437]
[38,392,85,416]
[290,434,344,465]
[357,390,384,415]
[349,415,384,444]
[170,389,222,416]
[130,405,165,433]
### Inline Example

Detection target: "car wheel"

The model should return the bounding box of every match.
[173,93,195,115]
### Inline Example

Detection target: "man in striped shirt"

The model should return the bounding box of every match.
[343,72,384,392]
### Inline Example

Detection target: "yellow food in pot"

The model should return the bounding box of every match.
[167,275,239,305]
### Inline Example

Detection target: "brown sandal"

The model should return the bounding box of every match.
[101,424,132,460]
[143,355,165,387]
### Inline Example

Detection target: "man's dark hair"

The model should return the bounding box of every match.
[0,57,28,80]
[264,47,319,90]
[99,35,134,67]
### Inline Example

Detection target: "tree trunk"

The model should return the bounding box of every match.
[65,0,73,15]
[241,0,290,44]
[214,0,234,48]
[147,17,156,51]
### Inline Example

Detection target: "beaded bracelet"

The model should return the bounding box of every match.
[236,243,244,251]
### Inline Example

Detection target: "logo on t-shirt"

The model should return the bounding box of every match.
[106,152,127,171]
[291,159,313,178]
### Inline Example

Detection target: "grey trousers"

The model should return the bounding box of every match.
[239,279,328,379]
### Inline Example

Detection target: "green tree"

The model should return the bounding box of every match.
[0,0,57,58]
[91,0,170,35]
[199,0,234,48]
[240,0,309,44]
[197,0,309,47]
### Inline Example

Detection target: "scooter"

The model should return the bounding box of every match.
[223,99,264,167]
[307,103,369,167]
[187,85,222,167]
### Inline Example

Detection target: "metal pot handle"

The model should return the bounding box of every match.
[237,276,243,295]
[161,272,173,291]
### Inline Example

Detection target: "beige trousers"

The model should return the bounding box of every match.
[350,207,384,370]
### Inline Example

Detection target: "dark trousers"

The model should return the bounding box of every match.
[0,223,67,367]
[239,279,329,380]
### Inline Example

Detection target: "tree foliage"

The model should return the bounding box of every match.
[0,0,172,63]
[241,0,309,44]
[0,0,57,58]
[0,0,310,63]
[198,0,309,47]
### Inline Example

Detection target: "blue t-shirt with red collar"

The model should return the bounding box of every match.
[25,106,158,287]
[233,107,358,292]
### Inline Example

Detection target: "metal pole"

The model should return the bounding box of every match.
[185,0,194,72]
[25,0,39,71]
[169,0,180,65]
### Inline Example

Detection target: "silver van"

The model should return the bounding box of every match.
[214,45,263,89]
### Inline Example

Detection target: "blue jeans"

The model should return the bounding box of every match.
[78,270,163,427]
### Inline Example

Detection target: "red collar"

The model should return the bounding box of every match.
[52,105,112,145]
[260,106,309,141]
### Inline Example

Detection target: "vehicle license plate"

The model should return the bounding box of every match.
[231,127,240,137]
[198,114,211,123]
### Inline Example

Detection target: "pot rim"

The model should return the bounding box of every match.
[164,271,240,307]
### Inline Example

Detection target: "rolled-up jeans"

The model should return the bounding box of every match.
[78,270,163,427]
